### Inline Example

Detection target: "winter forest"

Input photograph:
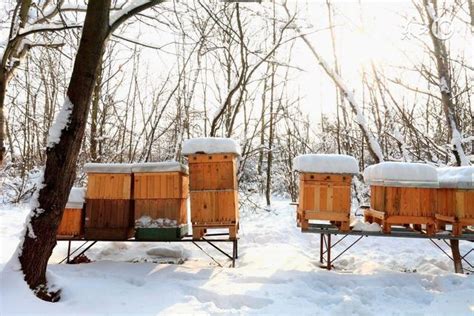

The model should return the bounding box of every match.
[0,0,473,314]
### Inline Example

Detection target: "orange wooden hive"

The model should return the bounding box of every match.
[182,137,240,240]
[435,167,474,235]
[83,163,134,240]
[364,162,439,235]
[132,162,189,240]
[57,187,85,238]
[294,154,358,232]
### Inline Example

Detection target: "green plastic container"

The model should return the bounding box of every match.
[135,225,188,241]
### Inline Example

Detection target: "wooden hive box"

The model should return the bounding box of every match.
[364,162,439,235]
[187,153,238,191]
[57,187,85,238]
[83,163,134,240]
[294,154,359,232]
[132,162,189,240]
[182,137,241,239]
[435,167,474,235]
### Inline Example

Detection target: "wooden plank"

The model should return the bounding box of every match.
[86,173,132,199]
[190,190,238,224]
[84,227,134,240]
[187,153,238,163]
[435,213,455,223]
[133,172,188,199]
[301,173,352,183]
[365,208,386,220]
[385,215,435,225]
[57,208,83,237]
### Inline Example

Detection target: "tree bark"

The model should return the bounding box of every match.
[0,69,7,164]
[18,0,111,299]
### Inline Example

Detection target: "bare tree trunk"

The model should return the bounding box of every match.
[0,69,7,164]
[423,0,469,166]
[90,57,103,162]
[18,0,111,300]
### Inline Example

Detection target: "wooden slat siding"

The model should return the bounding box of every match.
[86,173,132,199]
[370,185,439,234]
[57,208,83,236]
[456,190,465,219]
[84,228,134,240]
[134,199,187,224]
[188,154,238,191]
[85,199,133,228]
[190,190,238,225]
[464,190,474,220]
[436,188,455,218]
[133,172,188,199]
[299,173,352,227]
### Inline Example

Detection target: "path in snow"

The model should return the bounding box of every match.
[0,199,473,315]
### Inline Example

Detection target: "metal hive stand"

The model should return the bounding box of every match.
[58,232,238,268]
[305,223,474,273]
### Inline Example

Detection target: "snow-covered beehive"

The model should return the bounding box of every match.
[363,162,439,234]
[57,187,85,237]
[83,163,134,240]
[293,154,359,232]
[132,162,189,240]
[436,167,474,235]
[182,137,240,239]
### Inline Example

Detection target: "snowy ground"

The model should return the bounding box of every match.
[0,199,473,315]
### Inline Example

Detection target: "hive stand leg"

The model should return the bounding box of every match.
[229,225,237,239]
[413,224,422,232]
[67,241,71,264]
[320,234,324,264]
[326,234,332,270]
[450,239,464,274]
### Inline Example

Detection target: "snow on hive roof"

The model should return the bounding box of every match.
[66,187,85,209]
[182,137,241,156]
[293,154,359,174]
[83,163,133,174]
[132,161,188,174]
[364,162,438,187]
[437,166,473,189]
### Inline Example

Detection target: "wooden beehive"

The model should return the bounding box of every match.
[299,173,352,231]
[132,163,189,240]
[57,187,85,238]
[182,137,241,240]
[435,188,474,235]
[366,185,438,234]
[188,154,239,239]
[363,162,439,235]
[83,163,134,240]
